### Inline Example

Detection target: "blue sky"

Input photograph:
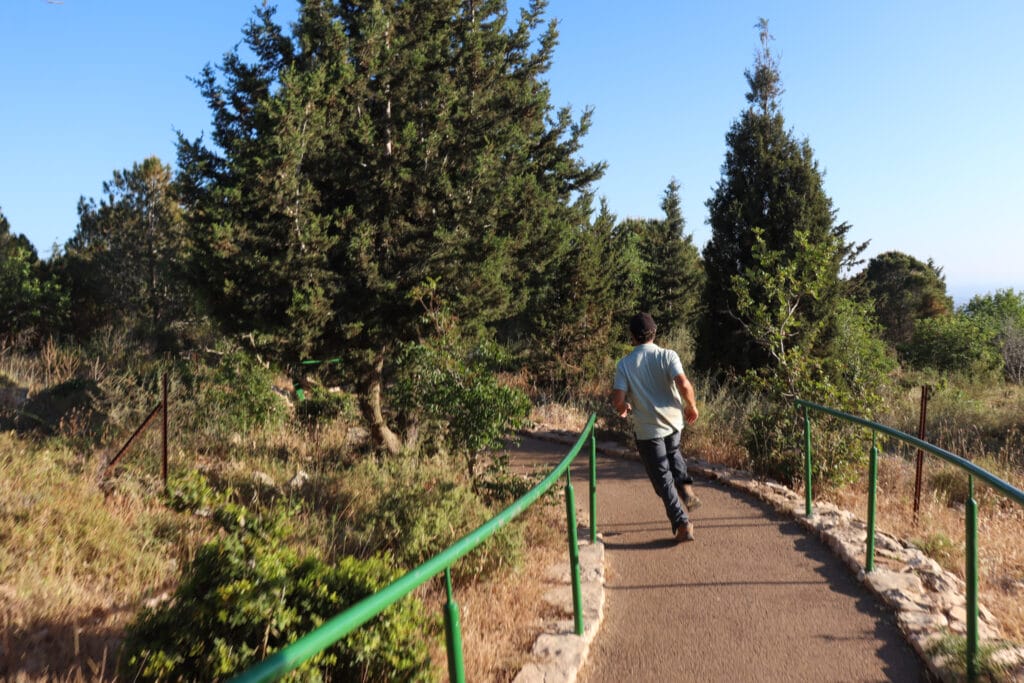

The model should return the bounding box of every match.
[2,1,1021,304]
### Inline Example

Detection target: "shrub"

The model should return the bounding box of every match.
[120,505,438,682]
[182,344,288,443]
[903,314,1002,376]
[296,384,356,426]
[345,456,524,585]
[391,341,531,479]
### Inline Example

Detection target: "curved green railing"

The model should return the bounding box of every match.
[232,413,599,682]
[796,399,1024,681]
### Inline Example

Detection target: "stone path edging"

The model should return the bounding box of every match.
[516,428,1024,682]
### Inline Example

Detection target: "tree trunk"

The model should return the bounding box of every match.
[359,348,402,455]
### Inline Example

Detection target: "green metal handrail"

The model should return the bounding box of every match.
[796,398,1024,681]
[232,413,599,682]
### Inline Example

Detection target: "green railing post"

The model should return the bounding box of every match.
[443,569,466,683]
[564,472,584,636]
[966,476,979,681]
[589,428,598,544]
[803,406,813,517]
[866,433,879,573]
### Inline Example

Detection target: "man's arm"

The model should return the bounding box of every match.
[673,373,699,424]
[610,388,631,418]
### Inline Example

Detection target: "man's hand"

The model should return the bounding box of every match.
[610,389,630,418]
[675,373,699,425]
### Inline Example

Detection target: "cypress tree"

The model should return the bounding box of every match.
[531,199,637,395]
[699,19,862,375]
[177,1,603,451]
[636,180,704,336]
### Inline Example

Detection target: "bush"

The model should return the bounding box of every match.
[345,456,524,585]
[121,504,438,682]
[391,341,531,479]
[181,344,288,443]
[296,383,356,426]
[903,314,1002,376]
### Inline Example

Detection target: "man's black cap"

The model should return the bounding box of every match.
[629,312,657,338]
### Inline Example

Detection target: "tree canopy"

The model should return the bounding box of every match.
[176,0,604,450]
[852,250,952,347]
[699,18,863,376]
[60,156,190,346]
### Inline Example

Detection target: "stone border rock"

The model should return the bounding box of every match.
[518,428,1024,682]
[512,540,605,683]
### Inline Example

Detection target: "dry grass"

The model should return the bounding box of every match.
[827,451,1024,642]
[420,501,567,681]
[0,434,193,681]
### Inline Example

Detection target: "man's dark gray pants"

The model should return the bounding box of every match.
[636,429,692,533]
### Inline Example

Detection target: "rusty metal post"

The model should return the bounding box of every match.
[912,385,930,522]
[162,373,169,490]
[104,403,163,476]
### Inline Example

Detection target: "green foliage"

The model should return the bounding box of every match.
[345,455,524,585]
[852,251,952,347]
[178,0,604,451]
[58,157,192,347]
[964,289,1024,383]
[530,200,638,396]
[164,468,222,513]
[297,384,357,427]
[182,344,288,441]
[121,504,438,682]
[392,337,531,478]
[475,453,539,507]
[904,313,1002,376]
[635,180,705,336]
[699,21,863,375]
[823,298,897,398]
[730,233,887,488]
[0,208,67,342]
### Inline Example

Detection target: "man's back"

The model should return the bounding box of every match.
[613,342,683,440]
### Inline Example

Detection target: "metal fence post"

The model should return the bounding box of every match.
[589,428,597,544]
[966,477,979,681]
[803,406,813,517]
[443,569,465,683]
[565,472,584,636]
[866,433,879,573]
[162,372,169,491]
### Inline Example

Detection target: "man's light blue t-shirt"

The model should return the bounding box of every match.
[612,343,685,440]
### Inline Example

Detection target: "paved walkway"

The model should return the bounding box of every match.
[508,436,925,683]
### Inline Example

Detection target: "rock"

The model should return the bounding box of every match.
[289,469,310,490]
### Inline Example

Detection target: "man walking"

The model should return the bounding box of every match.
[610,313,702,542]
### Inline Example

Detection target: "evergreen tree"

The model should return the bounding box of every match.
[177,1,604,452]
[851,251,952,347]
[530,199,637,394]
[699,19,863,375]
[636,180,704,335]
[0,209,66,343]
[60,157,190,346]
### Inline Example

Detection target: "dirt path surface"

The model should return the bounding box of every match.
[508,436,925,683]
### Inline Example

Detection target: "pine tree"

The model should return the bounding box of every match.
[636,180,704,336]
[59,157,188,346]
[0,209,66,342]
[177,1,604,451]
[851,251,952,347]
[530,199,637,395]
[699,19,862,375]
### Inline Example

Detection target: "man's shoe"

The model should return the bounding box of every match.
[677,483,702,511]
[674,522,695,542]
